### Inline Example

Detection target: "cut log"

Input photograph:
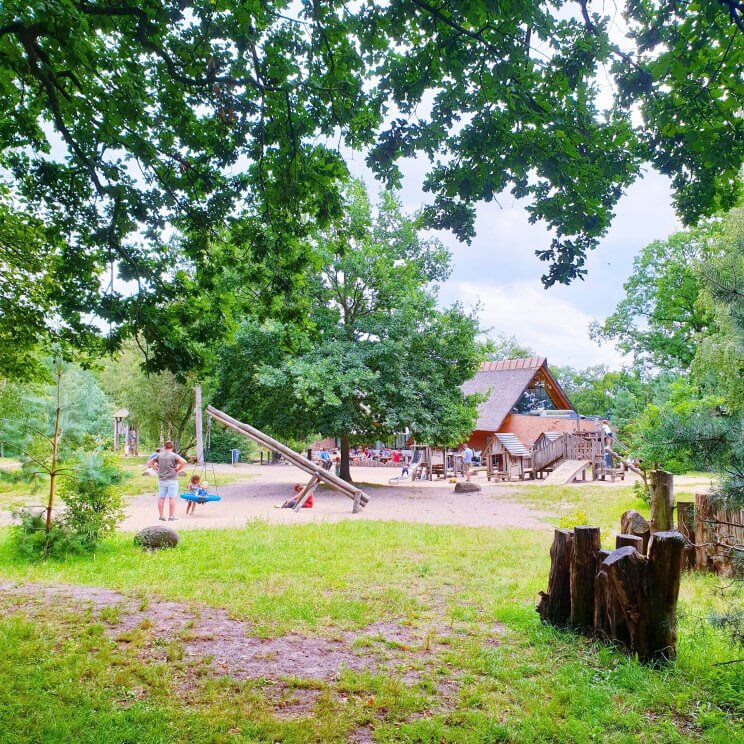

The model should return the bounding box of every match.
[620,509,650,554]
[649,470,674,533]
[536,528,574,626]
[570,526,601,631]
[616,534,644,552]
[646,531,686,661]
[603,546,650,659]
[593,549,611,638]
[676,501,696,570]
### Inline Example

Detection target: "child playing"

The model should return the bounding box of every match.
[276,483,314,509]
[185,474,208,515]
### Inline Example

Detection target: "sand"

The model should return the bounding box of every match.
[119,463,552,532]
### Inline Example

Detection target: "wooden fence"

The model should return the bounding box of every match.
[677,492,744,575]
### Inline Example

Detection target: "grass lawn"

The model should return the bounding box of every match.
[0,480,742,744]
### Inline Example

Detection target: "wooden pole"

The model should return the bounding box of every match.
[649,470,674,533]
[593,549,612,638]
[647,531,686,661]
[536,528,574,626]
[570,526,601,631]
[676,501,696,570]
[195,385,205,467]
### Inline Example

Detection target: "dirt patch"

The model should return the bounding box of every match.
[0,581,486,691]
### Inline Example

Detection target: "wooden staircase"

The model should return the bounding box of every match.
[541,459,592,485]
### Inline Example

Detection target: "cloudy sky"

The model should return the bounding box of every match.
[346,150,681,370]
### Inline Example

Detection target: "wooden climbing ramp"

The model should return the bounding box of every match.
[206,406,370,513]
[541,459,592,486]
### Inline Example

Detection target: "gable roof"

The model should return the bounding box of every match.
[462,357,573,432]
[494,432,530,457]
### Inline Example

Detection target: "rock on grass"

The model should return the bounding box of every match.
[134,526,179,550]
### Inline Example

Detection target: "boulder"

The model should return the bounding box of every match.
[620,509,650,554]
[454,481,481,493]
[134,525,179,550]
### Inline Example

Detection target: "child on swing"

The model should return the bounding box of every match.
[185,474,209,515]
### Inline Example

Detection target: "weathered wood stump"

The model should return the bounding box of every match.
[676,501,696,570]
[649,470,674,533]
[603,531,685,662]
[570,526,600,631]
[538,525,686,663]
[616,534,644,552]
[620,509,651,554]
[454,481,481,493]
[134,525,179,550]
[536,528,574,626]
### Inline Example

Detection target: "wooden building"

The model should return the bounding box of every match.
[461,357,602,480]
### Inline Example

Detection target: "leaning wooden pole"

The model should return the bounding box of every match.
[195,385,205,468]
[206,406,369,508]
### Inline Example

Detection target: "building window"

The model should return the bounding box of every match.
[513,380,557,414]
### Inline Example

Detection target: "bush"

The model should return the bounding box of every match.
[59,450,126,547]
[558,509,590,529]
[206,427,256,463]
[11,450,127,560]
[10,508,86,560]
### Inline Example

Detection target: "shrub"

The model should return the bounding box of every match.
[10,507,86,560]
[59,450,126,547]
[558,509,590,529]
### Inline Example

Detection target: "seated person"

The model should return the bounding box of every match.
[277,483,315,509]
[185,474,209,515]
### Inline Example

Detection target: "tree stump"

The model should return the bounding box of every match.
[676,501,696,570]
[603,531,685,662]
[593,549,612,638]
[536,528,574,626]
[646,531,686,661]
[620,509,651,554]
[134,525,179,550]
[649,470,674,533]
[570,526,600,631]
[616,534,644,552]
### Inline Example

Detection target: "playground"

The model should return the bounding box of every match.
[119,462,551,531]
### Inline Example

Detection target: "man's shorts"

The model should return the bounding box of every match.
[158,479,179,499]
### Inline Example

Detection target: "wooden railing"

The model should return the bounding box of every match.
[532,434,567,473]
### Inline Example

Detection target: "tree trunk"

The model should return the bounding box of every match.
[536,528,574,626]
[45,361,63,540]
[339,435,353,483]
[616,534,644,552]
[570,526,601,631]
[649,470,674,533]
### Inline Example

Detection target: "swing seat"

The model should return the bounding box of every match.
[180,493,221,504]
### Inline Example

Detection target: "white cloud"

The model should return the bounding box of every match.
[455,280,629,369]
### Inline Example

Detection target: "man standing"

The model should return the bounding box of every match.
[460,443,473,482]
[147,441,187,521]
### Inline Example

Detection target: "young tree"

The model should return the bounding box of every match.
[216,184,484,481]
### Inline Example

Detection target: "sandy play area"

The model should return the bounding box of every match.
[120,463,554,532]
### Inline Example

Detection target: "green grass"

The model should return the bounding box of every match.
[0,515,741,743]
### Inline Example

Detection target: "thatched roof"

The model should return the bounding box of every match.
[462,357,572,432]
